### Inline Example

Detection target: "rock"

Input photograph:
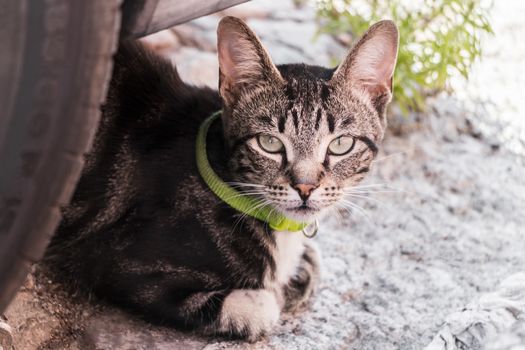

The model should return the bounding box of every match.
[171,23,216,52]
[245,19,343,66]
[484,320,525,350]
[424,273,525,350]
[219,1,273,20]
[20,271,35,291]
[82,311,207,350]
[0,318,13,350]
[190,16,220,31]
[140,30,181,51]
[167,47,219,88]
[218,0,311,21]
[4,290,61,350]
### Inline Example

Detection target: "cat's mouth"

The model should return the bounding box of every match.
[282,203,321,221]
[293,204,316,212]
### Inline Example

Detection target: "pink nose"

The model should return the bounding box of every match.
[292,183,318,201]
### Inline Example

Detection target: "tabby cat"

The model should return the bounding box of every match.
[46,16,398,341]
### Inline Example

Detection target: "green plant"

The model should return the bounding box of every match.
[315,0,493,114]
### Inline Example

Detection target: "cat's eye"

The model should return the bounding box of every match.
[328,136,355,156]
[257,134,284,153]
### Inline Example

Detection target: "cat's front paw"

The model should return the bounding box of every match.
[218,289,280,342]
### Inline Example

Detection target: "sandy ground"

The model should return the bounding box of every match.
[4,1,525,349]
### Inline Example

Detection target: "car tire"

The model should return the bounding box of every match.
[0,0,122,313]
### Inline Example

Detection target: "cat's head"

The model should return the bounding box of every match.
[217,16,398,223]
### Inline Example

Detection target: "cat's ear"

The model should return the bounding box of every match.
[330,20,399,111]
[217,16,283,105]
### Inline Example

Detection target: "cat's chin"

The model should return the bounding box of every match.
[279,205,324,223]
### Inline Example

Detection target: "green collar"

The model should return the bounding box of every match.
[196,110,311,232]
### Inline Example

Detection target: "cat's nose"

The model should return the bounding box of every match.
[292,183,319,201]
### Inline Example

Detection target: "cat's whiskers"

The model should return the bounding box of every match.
[337,199,371,222]
[343,183,403,195]
[348,182,408,191]
[263,206,277,232]
[222,182,274,202]
[231,204,259,234]
[343,193,385,206]
[346,183,390,190]
[350,182,387,187]
[230,197,274,235]
[230,198,265,235]
[340,183,403,210]
[230,211,251,237]
[337,204,370,224]
[329,205,346,223]
[227,181,266,189]
[371,149,414,164]
[344,189,399,195]
[223,190,267,201]
[334,202,355,221]
[245,199,277,233]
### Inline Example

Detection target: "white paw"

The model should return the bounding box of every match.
[219,289,280,341]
